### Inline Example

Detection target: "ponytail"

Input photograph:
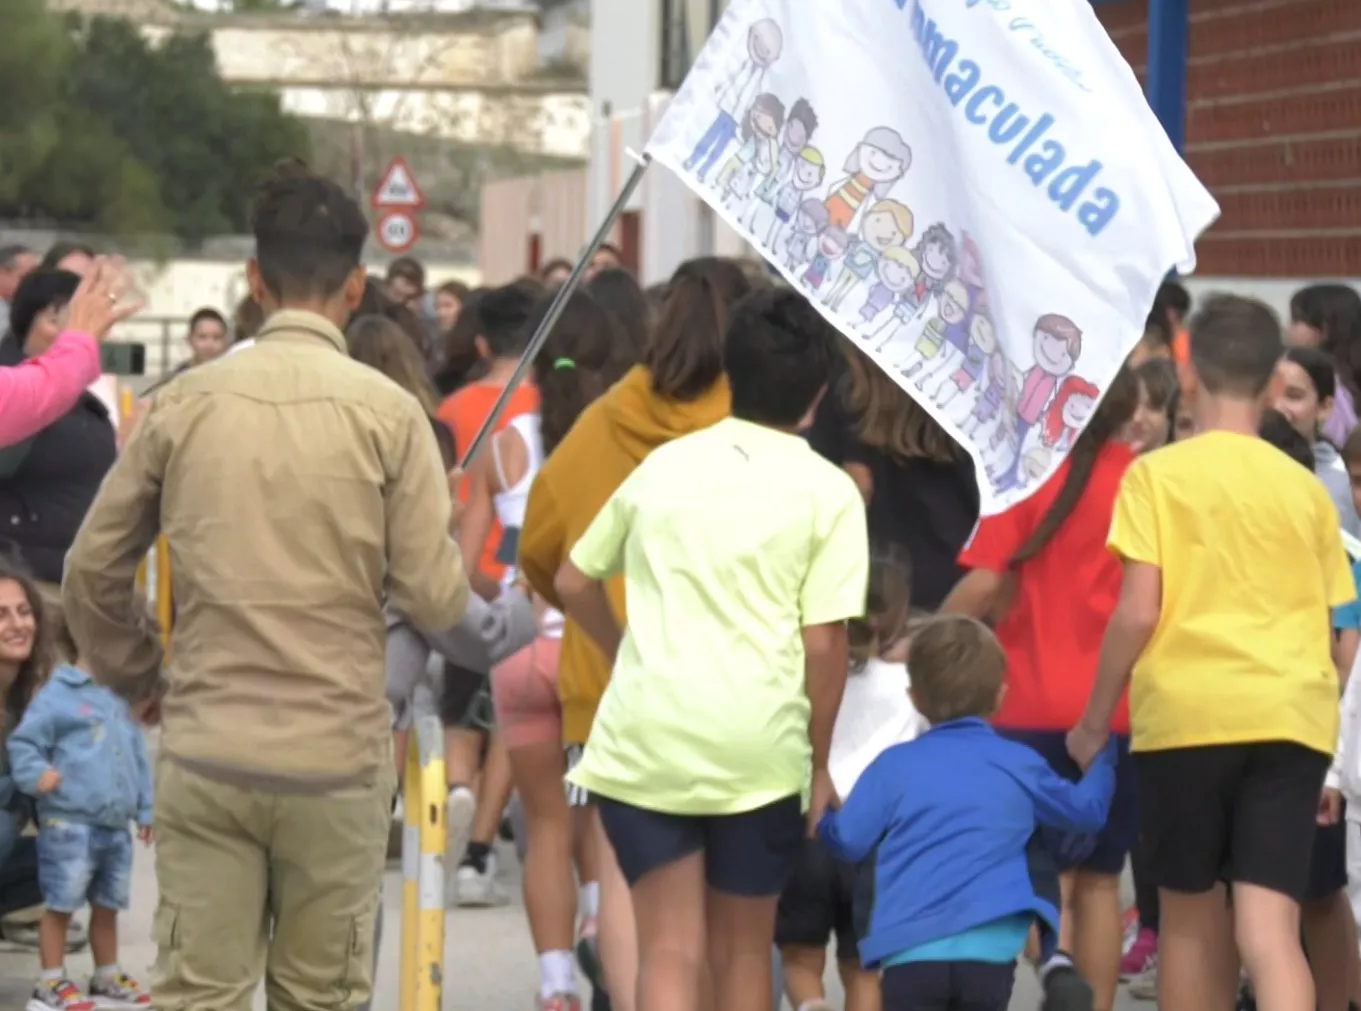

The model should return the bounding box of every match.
[644,258,752,401]
[1009,365,1139,567]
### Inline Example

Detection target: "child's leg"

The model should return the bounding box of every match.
[592,804,640,1011]
[86,826,148,1001]
[778,946,827,1009]
[87,904,116,970]
[838,959,882,1011]
[1070,870,1124,1011]
[1228,743,1336,1011]
[34,820,95,979]
[38,908,71,972]
[705,890,781,1011]
[1301,815,1361,1011]
[597,799,706,1011]
[703,797,803,1011]
[773,837,837,1009]
[1159,886,1240,1009]
[1234,883,1313,1011]
[1303,889,1359,1011]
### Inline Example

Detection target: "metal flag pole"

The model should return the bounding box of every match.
[459,151,653,471]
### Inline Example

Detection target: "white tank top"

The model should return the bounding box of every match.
[492,413,564,639]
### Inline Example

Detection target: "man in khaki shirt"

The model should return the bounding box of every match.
[62,162,469,1011]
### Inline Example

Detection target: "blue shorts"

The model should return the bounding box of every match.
[598,795,803,898]
[36,820,134,913]
[997,730,1138,875]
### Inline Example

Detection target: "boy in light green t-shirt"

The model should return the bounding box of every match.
[555,287,868,1011]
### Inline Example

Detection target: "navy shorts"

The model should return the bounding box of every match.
[37,820,134,914]
[997,729,1138,875]
[598,795,803,898]
[775,836,864,960]
[881,960,1016,1011]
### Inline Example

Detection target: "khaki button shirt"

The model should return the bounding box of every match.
[62,310,470,787]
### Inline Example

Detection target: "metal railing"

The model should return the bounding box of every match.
[401,714,447,1011]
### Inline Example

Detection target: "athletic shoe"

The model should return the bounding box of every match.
[454,852,509,907]
[538,994,583,1011]
[1120,927,1157,979]
[88,970,151,1008]
[1041,965,1094,1011]
[444,785,476,903]
[25,978,95,1011]
[1127,955,1157,1001]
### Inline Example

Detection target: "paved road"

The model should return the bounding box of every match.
[0,832,1151,1010]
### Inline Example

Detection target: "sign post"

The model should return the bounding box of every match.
[372,156,425,256]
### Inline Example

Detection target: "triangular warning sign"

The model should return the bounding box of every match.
[372,157,425,210]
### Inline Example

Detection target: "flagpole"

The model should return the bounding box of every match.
[459,151,653,471]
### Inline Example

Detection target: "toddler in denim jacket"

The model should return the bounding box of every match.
[8,661,157,1011]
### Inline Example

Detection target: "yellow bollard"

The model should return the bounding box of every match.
[400,715,446,1011]
[154,537,173,653]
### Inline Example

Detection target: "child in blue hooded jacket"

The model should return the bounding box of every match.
[819,615,1116,1011]
[8,639,157,1011]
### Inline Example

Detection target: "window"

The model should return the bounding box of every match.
[659,0,728,91]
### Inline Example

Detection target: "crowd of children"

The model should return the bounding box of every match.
[524,271,1361,1011]
[4,248,1357,1011]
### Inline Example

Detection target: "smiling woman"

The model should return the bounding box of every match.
[0,558,54,930]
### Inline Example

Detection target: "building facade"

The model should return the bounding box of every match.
[1097,0,1361,282]
[567,0,1360,312]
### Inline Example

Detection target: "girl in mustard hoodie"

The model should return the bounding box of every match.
[519,258,754,1011]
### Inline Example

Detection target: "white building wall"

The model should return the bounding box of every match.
[586,0,751,284]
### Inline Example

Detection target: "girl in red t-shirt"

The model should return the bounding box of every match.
[942,366,1140,1011]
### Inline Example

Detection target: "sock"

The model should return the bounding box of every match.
[40,967,63,984]
[579,881,600,919]
[93,964,118,986]
[1039,951,1074,984]
[462,841,491,873]
[538,949,578,999]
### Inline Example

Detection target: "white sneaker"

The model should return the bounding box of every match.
[444,786,476,878]
[1128,955,1157,1000]
[455,854,509,908]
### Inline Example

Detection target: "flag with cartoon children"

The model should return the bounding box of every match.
[648,0,1221,512]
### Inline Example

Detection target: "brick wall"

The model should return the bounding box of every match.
[1097,0,1361,276]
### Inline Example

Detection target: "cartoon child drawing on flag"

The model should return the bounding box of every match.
[684,18,785,182]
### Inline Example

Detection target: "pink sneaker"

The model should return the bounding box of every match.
[538,994,583,1011]
[1121,927,1157,979]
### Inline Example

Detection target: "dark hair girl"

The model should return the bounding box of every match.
[1289,283,1361,445]
[848,544,913,672]
[1276,345,1361,535]
[346,314,455,469]
[807,340,978,610]
[435,287,490,396]
[645,257,752,400]
[587,267,652,376]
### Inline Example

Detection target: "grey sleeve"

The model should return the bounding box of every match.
[420,590,538,673]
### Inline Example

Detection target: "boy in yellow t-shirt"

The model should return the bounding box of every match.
[1068,294,1355,1011]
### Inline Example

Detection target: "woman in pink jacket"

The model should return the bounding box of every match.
[0,259,140,448]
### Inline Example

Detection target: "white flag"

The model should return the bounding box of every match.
[644,0,1220,513]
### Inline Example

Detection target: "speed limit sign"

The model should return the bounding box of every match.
[377,211,419,254]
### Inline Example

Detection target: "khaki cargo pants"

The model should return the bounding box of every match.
[151,758,395,1011]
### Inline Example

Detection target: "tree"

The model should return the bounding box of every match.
[0,2,311,243]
